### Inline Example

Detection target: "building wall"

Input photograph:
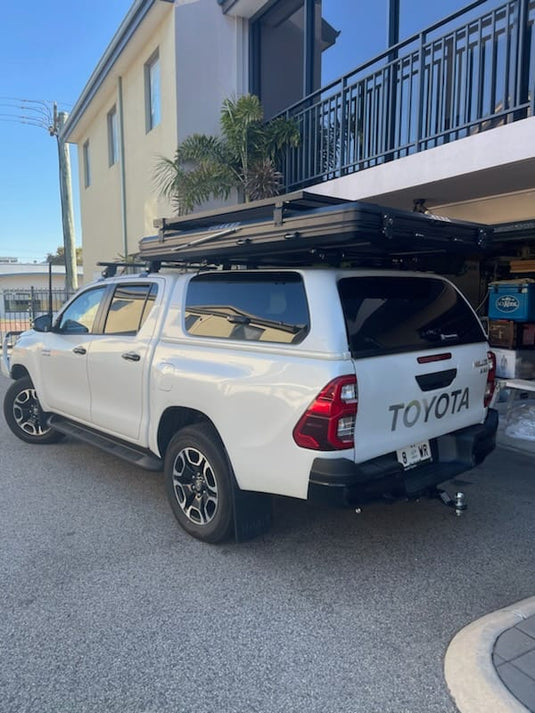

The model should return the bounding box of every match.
[121,14,178,259]
[175,2,248,142]
[0,271,78,322]
[74,1,250,281]
[431,189,535,224]
[0,274,70,292]
[77,83,124,282]
[77,11,178,281]
[69,0,533,286]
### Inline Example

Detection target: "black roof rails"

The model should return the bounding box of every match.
[97,261,151,278]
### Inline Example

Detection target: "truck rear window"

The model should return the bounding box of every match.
[338,275,486,357]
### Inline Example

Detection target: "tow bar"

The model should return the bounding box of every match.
[435,489,467,516]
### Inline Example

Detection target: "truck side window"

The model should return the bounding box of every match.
[104,283,158,335]
[185,272,310,344]
[57,287,107,334]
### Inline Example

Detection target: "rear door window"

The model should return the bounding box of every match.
[338,275,485,357]
[103,283,158,335]
[185,272,309,344]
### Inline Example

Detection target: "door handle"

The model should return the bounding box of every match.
[72,346,87,355]
[122,352,141,362]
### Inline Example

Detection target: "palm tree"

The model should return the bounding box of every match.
[154,95,300,215]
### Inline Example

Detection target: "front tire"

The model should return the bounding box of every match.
[3,376,64,445]
[164,424,234,543]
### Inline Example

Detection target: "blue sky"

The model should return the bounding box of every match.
[0,1,133,263]
[0,0,467,263]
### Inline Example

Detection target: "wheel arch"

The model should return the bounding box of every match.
[10,364,30,381]
[157,407,225,460]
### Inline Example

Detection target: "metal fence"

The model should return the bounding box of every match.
[278,0,535,190]
[0,287,74,343]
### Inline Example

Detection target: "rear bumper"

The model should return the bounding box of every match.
[307,408,498,507]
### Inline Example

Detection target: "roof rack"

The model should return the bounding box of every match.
[97,261,161,278]
[138,191,493,269]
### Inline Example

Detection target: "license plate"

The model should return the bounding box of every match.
[396,440,432,469]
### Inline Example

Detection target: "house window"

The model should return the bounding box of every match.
[82,140,91,188]
[107,106,118,166]
[145,50,161,132]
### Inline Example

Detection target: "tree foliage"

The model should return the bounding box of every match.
[154,95,300,215]
[46,246,83,265]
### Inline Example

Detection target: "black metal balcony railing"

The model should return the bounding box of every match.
[279,0,534,192]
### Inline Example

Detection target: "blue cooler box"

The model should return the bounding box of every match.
[488,282,535,322]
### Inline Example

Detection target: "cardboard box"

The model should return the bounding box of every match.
[488,320,535,349]
[493,347,535,380]
[488,282,535,321]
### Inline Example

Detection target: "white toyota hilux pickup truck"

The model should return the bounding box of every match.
[3,264,497,543]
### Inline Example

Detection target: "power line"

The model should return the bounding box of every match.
[0,96,72,110]
[0,115,49,129]
[1,97,78,291]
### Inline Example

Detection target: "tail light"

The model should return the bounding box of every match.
[293,375,358,451]
[484,351,496,407]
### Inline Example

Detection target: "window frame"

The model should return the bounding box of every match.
[55,285,107,335]
[107,106,118,167]
[250,0,317,117]
[82,139,91,188]
[144,49,161,132]
[103,282,158,336]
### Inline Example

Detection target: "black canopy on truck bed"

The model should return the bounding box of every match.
[138,191,492,268]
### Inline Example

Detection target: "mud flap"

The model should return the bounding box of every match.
[231,486,273,542]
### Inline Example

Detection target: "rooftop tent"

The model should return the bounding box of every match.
[139,190,492,268]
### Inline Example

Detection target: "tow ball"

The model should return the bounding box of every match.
[435,489,467,516]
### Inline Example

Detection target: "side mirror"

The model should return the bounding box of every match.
[32,314,54,332]
[60,319,89,334]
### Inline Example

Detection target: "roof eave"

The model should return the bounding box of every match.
[62,0,166,142]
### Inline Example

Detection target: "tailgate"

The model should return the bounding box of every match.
[336,272,491,464]
[352,344,490,463]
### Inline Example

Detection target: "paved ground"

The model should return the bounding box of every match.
[494,604,535,711]
[1,373,534,713]
[445,596,535,713]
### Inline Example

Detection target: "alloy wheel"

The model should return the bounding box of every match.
[172,447,219,525]
[13,388,51,437]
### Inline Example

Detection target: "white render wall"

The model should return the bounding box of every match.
[174,1,248,142]
[76,10,178,280]
[72,0,251,280]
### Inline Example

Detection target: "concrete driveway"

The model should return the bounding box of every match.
[1,374,534,713]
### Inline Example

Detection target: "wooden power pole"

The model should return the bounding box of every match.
[52,105,78,292]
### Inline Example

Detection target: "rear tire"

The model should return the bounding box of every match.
[164,424,234,543]
[3,376,64,445]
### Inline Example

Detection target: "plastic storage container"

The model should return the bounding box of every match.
[488,282,535,322]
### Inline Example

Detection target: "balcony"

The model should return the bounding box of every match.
[277,0,534,195]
